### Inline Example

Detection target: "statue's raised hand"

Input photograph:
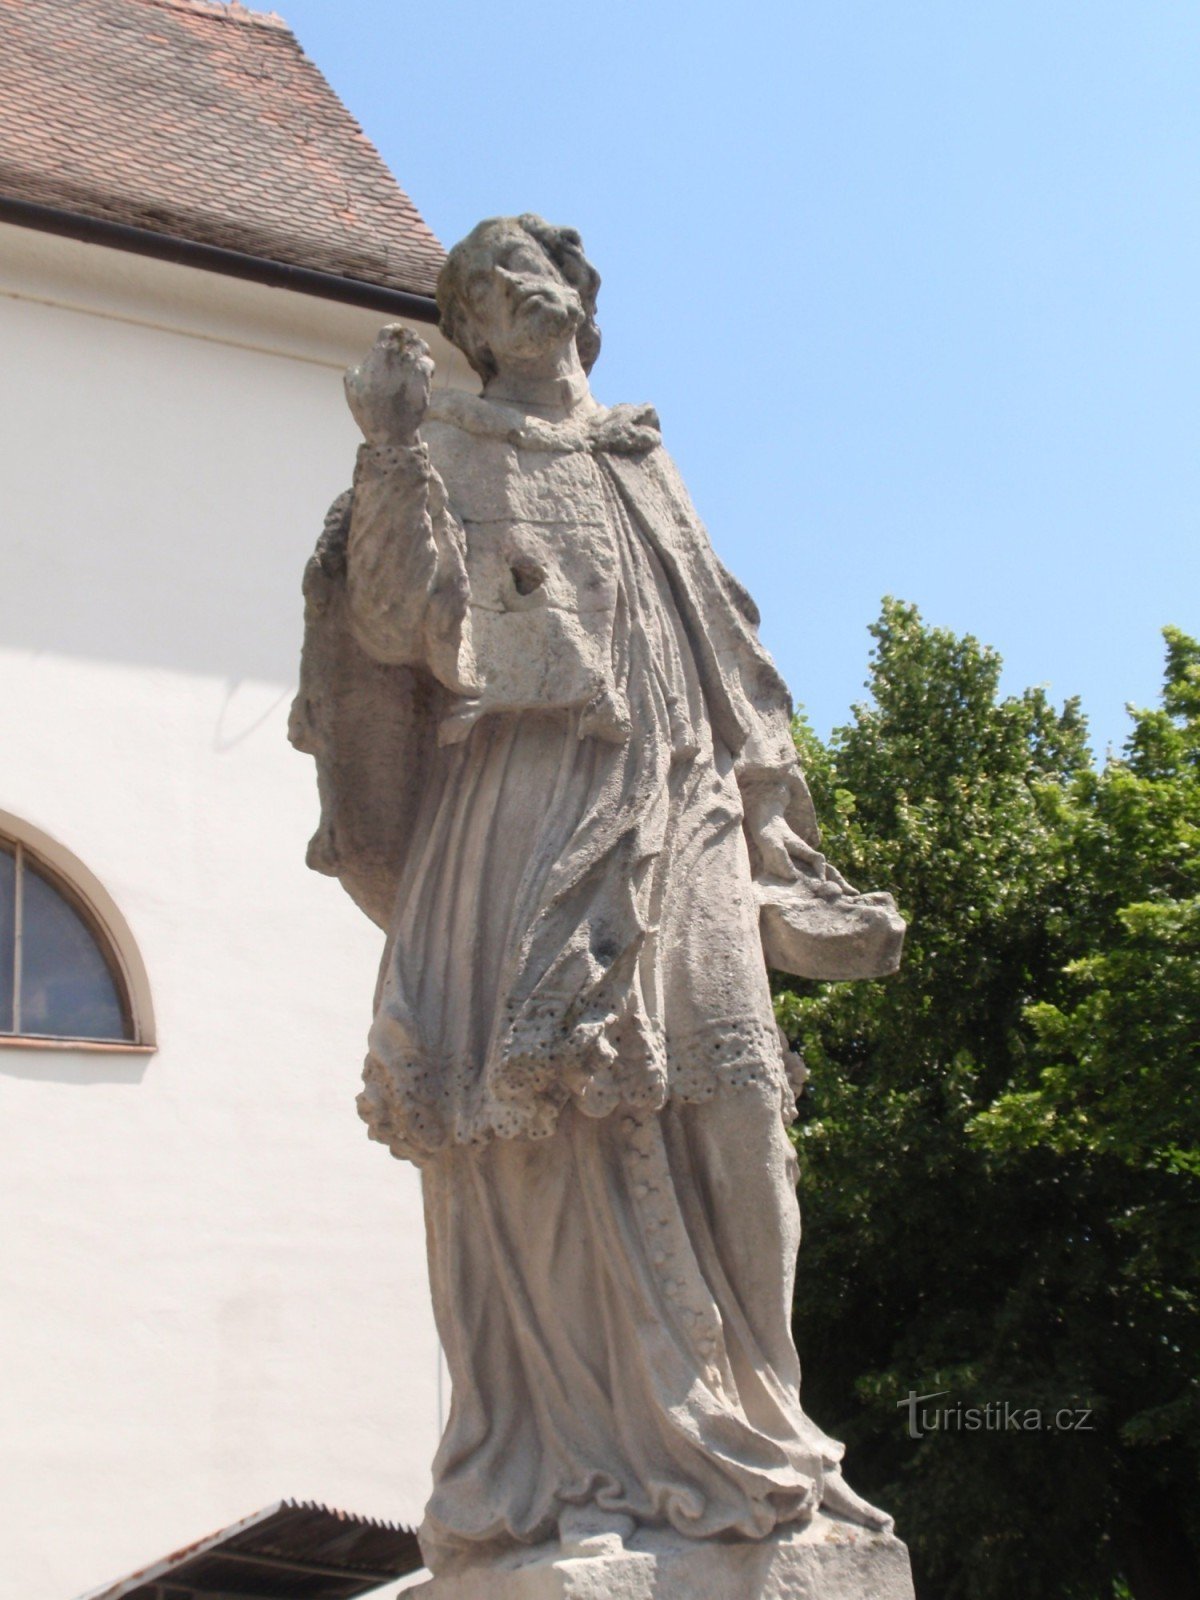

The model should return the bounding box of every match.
[344,324,434,447]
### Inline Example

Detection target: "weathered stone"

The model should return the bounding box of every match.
[409,1516,915,1599]
[758,880,906,981]
[292,214,912,1594]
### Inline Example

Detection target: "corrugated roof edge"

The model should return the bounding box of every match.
[73,1498,424,1600]
[0,195,441,324]
[73,1503,287,1600]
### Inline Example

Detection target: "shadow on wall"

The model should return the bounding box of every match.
[0,291,376,685]
[0,1047,152,1085]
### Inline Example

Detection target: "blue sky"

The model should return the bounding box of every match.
[281,1,1199,756]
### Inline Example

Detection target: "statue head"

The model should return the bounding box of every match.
[436,215,601,386]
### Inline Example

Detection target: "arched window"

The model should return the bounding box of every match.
[0,815,153,1049]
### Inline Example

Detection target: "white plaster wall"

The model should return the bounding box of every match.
[0,224,474,1600]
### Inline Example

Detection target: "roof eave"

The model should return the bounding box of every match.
[0,194,441,324]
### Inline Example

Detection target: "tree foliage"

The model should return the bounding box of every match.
[779,601,1200,1600]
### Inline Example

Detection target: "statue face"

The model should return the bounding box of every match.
[463,224,585,373]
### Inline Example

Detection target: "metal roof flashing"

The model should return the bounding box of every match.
[75,1500,425,1600]
[0,195,441,323]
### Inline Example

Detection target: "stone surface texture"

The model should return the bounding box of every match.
[411,1515,914,1599]
[292,214,911,1594]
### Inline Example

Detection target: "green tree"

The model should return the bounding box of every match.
[779,601,1200,1599]
[971,625,1200,1598]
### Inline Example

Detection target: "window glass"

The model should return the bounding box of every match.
[0,845,13,1033]
[18,858,130,1041]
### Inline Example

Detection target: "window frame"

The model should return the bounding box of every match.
[0,810,155,1053]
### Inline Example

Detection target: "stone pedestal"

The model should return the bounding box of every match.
[410,1514,916,1599]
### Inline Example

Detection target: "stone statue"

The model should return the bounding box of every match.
[291,214,913,1598]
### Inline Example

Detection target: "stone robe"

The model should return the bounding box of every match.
[290,390,894,1568]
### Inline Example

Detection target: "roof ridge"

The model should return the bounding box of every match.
[140,0,290,31]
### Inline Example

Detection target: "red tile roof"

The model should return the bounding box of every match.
[0,0,445,297]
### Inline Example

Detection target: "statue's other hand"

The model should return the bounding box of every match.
[756,816,821,883]
[743,780,858,897]
[345,324,434,446]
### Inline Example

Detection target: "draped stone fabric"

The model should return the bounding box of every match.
[356,404,802,1161]
[421,1088,843,1566]
[292,384,902,1573]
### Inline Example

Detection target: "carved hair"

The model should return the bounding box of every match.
[437,214,602,384]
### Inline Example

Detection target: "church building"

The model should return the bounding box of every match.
[0,3,474,1594]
